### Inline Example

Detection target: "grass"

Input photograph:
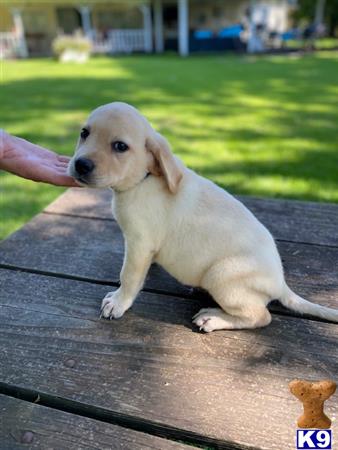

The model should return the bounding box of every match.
[1,52,338,240]
[285,37,338,50]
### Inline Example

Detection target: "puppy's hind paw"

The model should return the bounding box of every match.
[192,308,230,332]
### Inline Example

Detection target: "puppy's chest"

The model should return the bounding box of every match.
[111,204,127,230]
[111,198,149,238]
[154,232,208,287]
[111,197,126,226]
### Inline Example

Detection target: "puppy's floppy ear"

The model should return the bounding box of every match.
[146,131,183,194]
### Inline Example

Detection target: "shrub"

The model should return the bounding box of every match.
[52,34,92,57]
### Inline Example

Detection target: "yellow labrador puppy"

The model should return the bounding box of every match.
[68,102,338,331]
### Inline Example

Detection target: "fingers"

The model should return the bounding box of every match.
[0,133,77,186]
[22,161,79,187]
[52,175,80,187]
[57,155,72,164]
[41,168,79,186]
[49,165,79,187]
[55,155,73,174]
[17,137,57,158]
[55,161,70,169]
[12,136,73,164]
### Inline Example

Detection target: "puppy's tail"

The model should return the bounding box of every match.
[280,285,338,322]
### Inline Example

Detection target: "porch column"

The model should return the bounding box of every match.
[11,8,28,57]
[141,4,153,53]
[78,5,92,37]
[11,8,28,58]
[154,0,164,53]
[247,0,264,53]
[315,0,326,26]
[178,0,189,56]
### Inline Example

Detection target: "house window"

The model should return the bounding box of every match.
[22,10,50,55]
[197,13,207,26]
[56,8,81,34]
[22,10,49,33]
[213,7,222,18]
[95,8,142,31]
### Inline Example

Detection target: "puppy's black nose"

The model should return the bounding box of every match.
[75,158,95,176]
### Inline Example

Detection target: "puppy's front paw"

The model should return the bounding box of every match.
[100,291,128,320]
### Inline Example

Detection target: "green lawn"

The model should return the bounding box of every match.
[285,37,338,50]
[1,52,338,240]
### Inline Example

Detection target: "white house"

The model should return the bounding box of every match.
[0,0,304,58]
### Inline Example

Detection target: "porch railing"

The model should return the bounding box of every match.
[92,29,147,54]
[0,32,21,59]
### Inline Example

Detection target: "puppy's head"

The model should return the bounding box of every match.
[69,102,182,193]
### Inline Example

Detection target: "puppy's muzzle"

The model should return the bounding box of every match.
[74,157,95,180]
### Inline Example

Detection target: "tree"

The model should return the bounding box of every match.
[293,0,338,36]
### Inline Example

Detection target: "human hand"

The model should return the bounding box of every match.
[0,131,79,187]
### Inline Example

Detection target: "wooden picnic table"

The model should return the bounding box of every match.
[0,187,337,450]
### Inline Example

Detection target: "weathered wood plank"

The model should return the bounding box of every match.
[0,212,337,313]
[0,394,195,450]
[240,195,338,247]
[0,269,337,450]
[45,188,113,220]
[45,188,338,247]
[0,212,187,296]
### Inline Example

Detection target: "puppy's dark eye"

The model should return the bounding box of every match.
[80,128,90,140]
[112,141,129,152]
